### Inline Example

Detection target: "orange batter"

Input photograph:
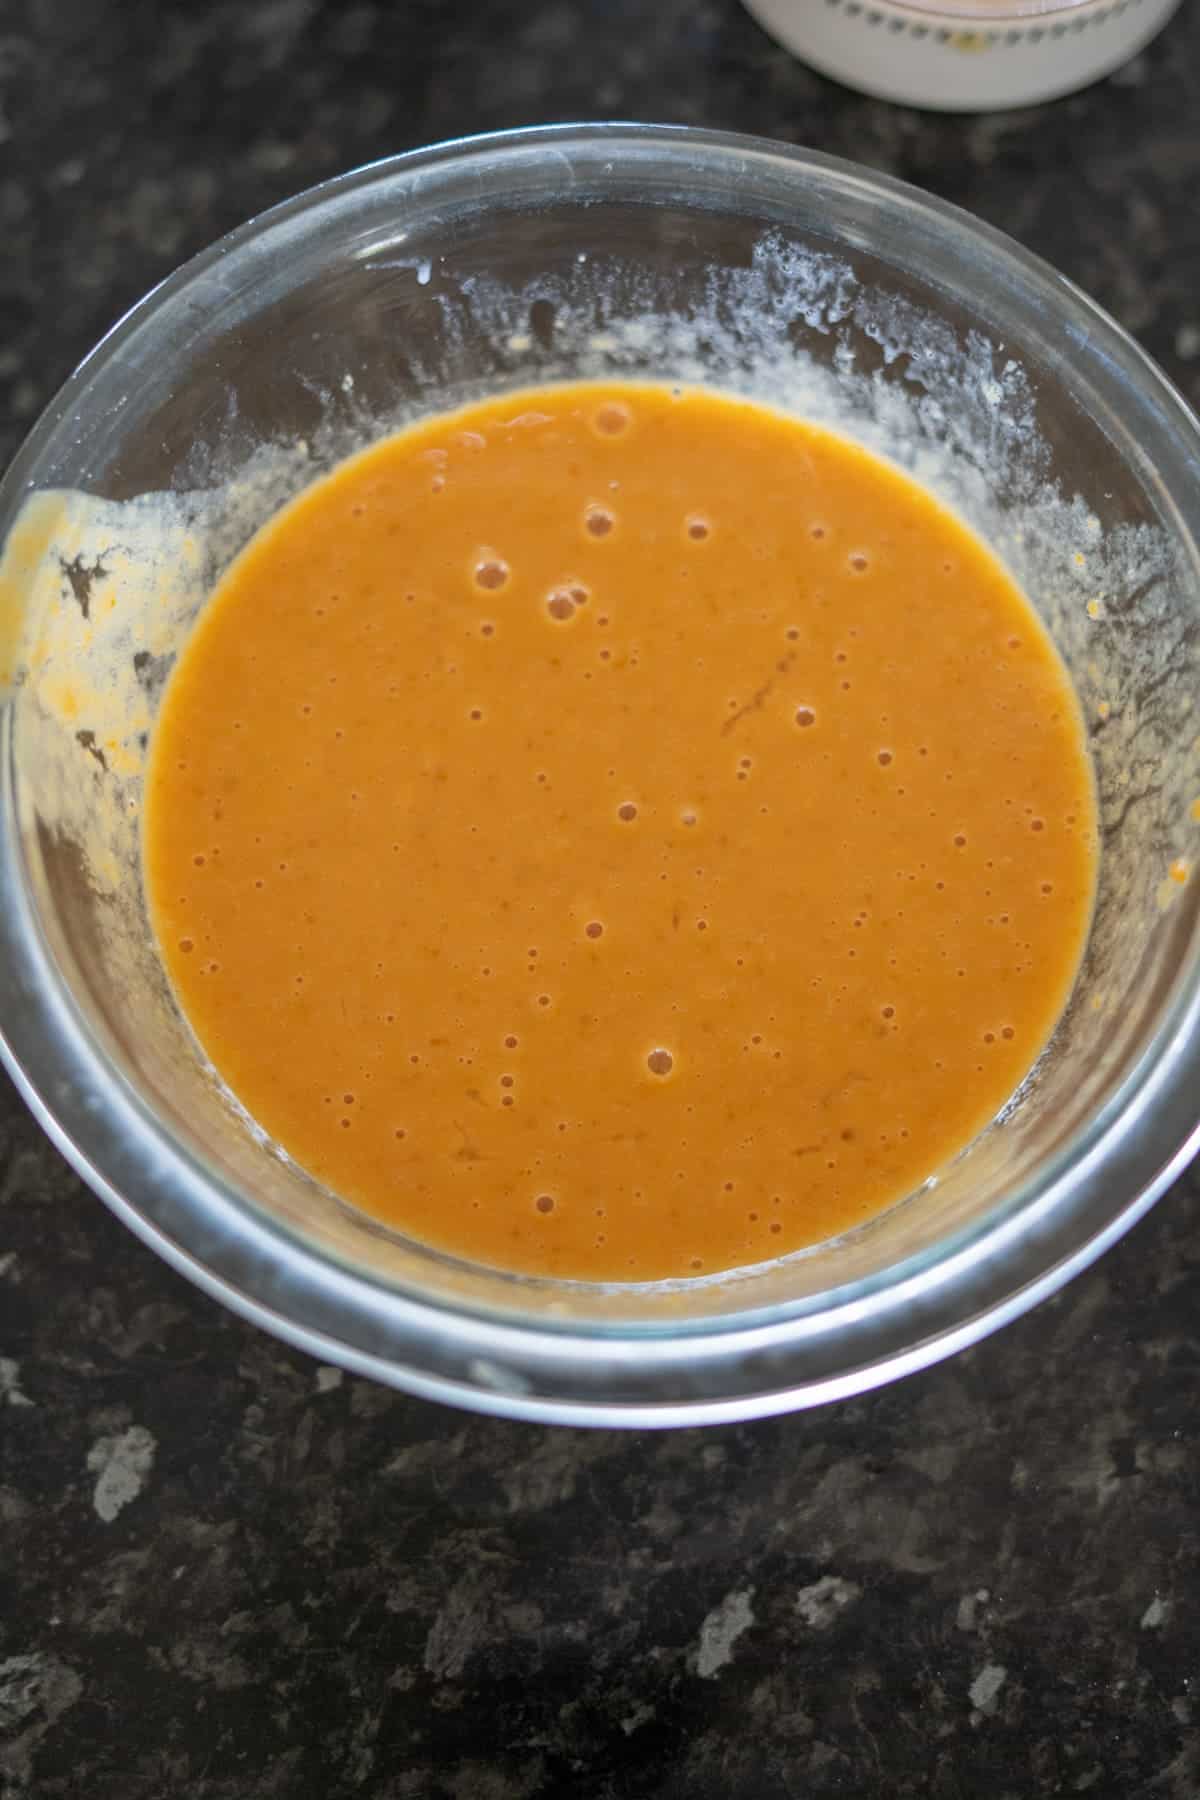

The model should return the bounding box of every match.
[144,383,1097,1281]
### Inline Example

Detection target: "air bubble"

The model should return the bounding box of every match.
[1031,818,1045,832]
[617,802,638,822]
[594,402,631,436]
[535,1194,556,1214]
[585,504,615,538]
[647,1048,674,1077]
[504,1034,519,1048]
[877,749,893,767]
[546,590,575,622]
[474,555,509,591]
[953,833,967,849]
[178,938,194,954]
[468,707,483,721]
[686,515,711,542]
[585,921,604,939]
[795,706,816,729]
[810,525,827,541]
[849,553,870,573]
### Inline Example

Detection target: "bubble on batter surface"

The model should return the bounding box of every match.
[474,554,509,590]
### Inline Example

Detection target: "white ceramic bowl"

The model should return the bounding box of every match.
[741,0,1182,110]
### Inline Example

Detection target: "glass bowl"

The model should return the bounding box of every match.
[1,125,1198,1426]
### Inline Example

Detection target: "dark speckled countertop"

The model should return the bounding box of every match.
[4,5,1200,1795]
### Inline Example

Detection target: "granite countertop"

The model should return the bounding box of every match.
[4,5,1200,1795]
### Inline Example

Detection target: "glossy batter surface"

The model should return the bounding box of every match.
[145,383,1097,1280]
